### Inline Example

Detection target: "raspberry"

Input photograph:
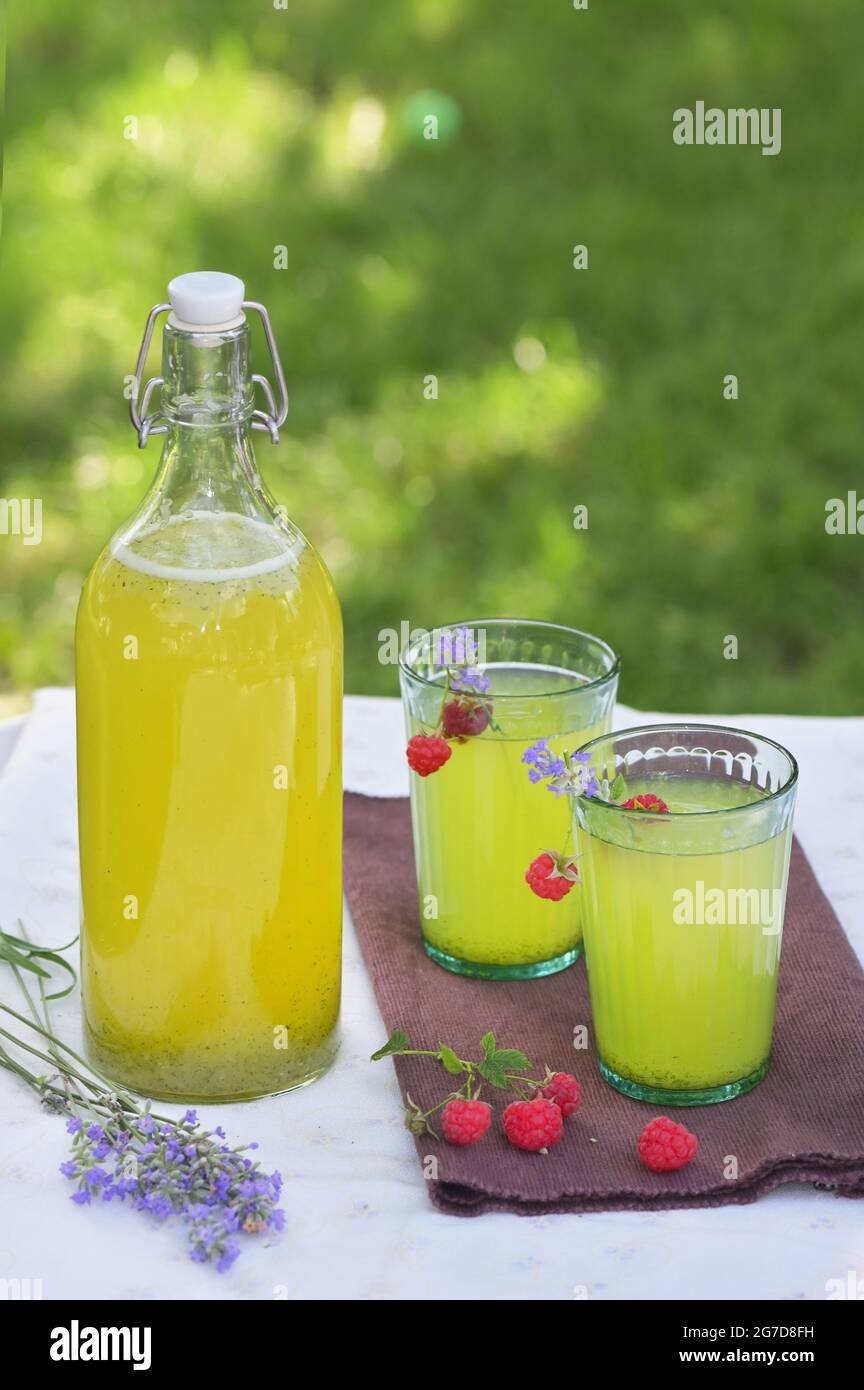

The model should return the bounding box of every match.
[622,793,669,814]
[441,698,490,740]
[638,1117,698,1173]
[441,1098,492,1146]
[503,1097,564,1152]
[525,853,577,901]
[541,1071,581,1118]
[406,735,452,776]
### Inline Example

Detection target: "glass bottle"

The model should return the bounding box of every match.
[75,272,343,1101]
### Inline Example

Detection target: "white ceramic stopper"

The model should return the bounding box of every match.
[167,271,246,327]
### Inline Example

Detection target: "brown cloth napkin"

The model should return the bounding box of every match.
[344,792,864,1216]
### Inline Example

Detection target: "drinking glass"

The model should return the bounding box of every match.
[400,619,620,979]
[573,723,798,1104]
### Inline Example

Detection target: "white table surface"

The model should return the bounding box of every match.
[1,690,862,1302]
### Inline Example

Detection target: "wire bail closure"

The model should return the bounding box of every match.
[128,300,290,448]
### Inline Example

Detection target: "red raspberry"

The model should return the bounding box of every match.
[541,1071,581,1118]
[638,1117,698,1173]
[503,1097,564,1152]
[406,735,452,776]
[441,1098,492,1146]
[622,793,669,814]
[525,853,577,901]
[441,698,490,739]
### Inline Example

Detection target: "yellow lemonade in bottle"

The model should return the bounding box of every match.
[76,273,343,1100]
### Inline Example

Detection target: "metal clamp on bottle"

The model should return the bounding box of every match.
[128,272,290,448]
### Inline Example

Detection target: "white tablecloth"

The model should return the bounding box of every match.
[0,690,862,1301]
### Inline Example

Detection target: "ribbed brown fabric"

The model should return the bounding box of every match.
[344,793,864,1216]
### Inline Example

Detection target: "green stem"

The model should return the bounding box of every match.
[0,1023,100,1090]
[0,1002,187,1125]
[0,1002,136,1107]
[0,1047,97,1114]
[393,1048,441,1058]
[503,1072,543,1091]
[0,1045,45,1091]
[393,1047,469,1065]
[10,962,98,1104]
[419,1093,456,1120]
[433,669,453,734]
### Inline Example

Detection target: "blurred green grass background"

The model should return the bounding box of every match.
[1,0,862,713]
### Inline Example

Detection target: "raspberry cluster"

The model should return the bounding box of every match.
[442,1071,580,1154]
[373,1033,699,1171]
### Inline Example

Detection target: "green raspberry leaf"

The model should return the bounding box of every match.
[477,1058,509,1089]
[480,1030,497,1060]
[492,1048,532,1073]
[371,1028,411,1061]
[609,774,626,801]
[438,1044,464,1075]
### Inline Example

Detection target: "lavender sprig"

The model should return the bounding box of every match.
[62,1108,284,1273]
[522,740,600,798]
[434,625,492,695]
[451,665,491,695]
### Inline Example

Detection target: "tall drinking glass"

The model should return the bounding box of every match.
[400,620,620,979]
[573,724,798,1104]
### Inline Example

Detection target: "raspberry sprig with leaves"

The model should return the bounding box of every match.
[371,1029,581,1152]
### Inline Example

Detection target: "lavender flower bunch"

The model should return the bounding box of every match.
[433,625,491,695]
[0,925,284,1273]
[522,739,600,799]
[63,1109,284,1273]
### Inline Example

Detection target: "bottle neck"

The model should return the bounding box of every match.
[161,319,255,429]
[153,320,275,520]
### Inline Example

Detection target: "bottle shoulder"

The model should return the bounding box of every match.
[79,509,341,625]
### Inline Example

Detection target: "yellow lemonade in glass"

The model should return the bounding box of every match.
[76,274,343,1100]
[400,622,619,979]
[574,725,798,1105]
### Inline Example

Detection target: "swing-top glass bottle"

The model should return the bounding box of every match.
[75,272,343,1101]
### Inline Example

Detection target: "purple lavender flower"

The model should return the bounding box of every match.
[523,740,599,798]
[432,626,490,695]
[451,666,491,695]
[65,1116,82,1135]
[522,739,567,783]
[434,625,476,667]
[216,1242,241,1274]
[139,1191,174,1219]
[60,1106,284,1273]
